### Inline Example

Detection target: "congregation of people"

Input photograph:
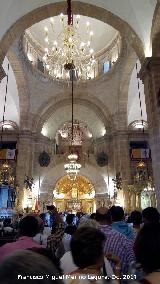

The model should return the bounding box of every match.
[0,206,159,284]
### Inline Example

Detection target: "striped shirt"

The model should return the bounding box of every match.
[99,225,135,274]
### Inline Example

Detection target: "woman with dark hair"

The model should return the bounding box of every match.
[133,223,160,284]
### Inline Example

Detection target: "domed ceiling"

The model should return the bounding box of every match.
[26,15,118,54]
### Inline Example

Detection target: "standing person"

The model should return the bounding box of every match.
[96,207,135,275]
[67,227,120,284]
[142,207,160,224]
[65,214,77,235]
[109,206,135,240]
[130,211,142,236]
[132,223,160,284]
[47,206,65,256]
[0,215,45,262]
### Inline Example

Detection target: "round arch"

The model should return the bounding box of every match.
[7,50,30,130]
[40,161,107,195]
[34,93,114,135]
[151,2,160,56]
[0,1,144,72]
[118,50,138,129]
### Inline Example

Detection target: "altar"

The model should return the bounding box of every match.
[52,175,96,213]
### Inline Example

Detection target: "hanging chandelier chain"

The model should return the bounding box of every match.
[136,63,144,129]
[67,0,73,26]
[71,71,74,142]
[1,63,9,142]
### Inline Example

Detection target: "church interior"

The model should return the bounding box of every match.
[0,0,160,216]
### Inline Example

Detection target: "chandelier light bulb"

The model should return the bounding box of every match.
[44,26,48,32]
[60,13,64,21]
[50,17,54,23]
[86,21,90,27]
[89,48,94,54]
[76,15,80,19]
[44,47,48,53]
[69,37,73,43]
[45,37,49,43]
[46,64,50,69]
[54,41,58,46]
[90,31,94,39]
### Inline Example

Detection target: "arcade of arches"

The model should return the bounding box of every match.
[1,1,160,214]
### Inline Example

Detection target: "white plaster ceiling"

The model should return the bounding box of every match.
[127,60,147,125]
[27,15,117,53]
[0,0,156,56]
[41,104,106,139]
[0,57,20,126]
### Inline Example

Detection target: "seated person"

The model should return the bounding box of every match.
[3,218,13,234]
[0,215,45,262]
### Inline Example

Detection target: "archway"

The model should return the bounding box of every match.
[0,1,145,76]
[35,94,113,135]
[53,175,95,213]
[151,2,160,56]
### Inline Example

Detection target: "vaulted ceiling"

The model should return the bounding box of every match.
[0,0,156,56]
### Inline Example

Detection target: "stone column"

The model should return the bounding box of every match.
[139,58,160,210]
[113,132,131,183]
[16,131,35,211]
[113,132,131,209]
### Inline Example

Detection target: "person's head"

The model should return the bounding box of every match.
[78,218,98,229]
[130,210,142,227]
[0,250,62,284]
[90,213,96,220]
[142,207,160,224]
[95,207,112,225]
[70,227,106,269]
[19,215,39,237]
[134,223,160,273]
[66,214,76,225]
[109,206,124,222]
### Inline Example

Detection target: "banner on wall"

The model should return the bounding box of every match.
[131,148,150,159]
[0,149,16,160]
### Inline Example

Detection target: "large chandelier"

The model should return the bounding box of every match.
[59,120,90,145]
[43,0,95,80]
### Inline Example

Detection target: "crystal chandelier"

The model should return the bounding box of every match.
[59,120,89,145]
[64,153,81,180]
[43,0,95,80]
